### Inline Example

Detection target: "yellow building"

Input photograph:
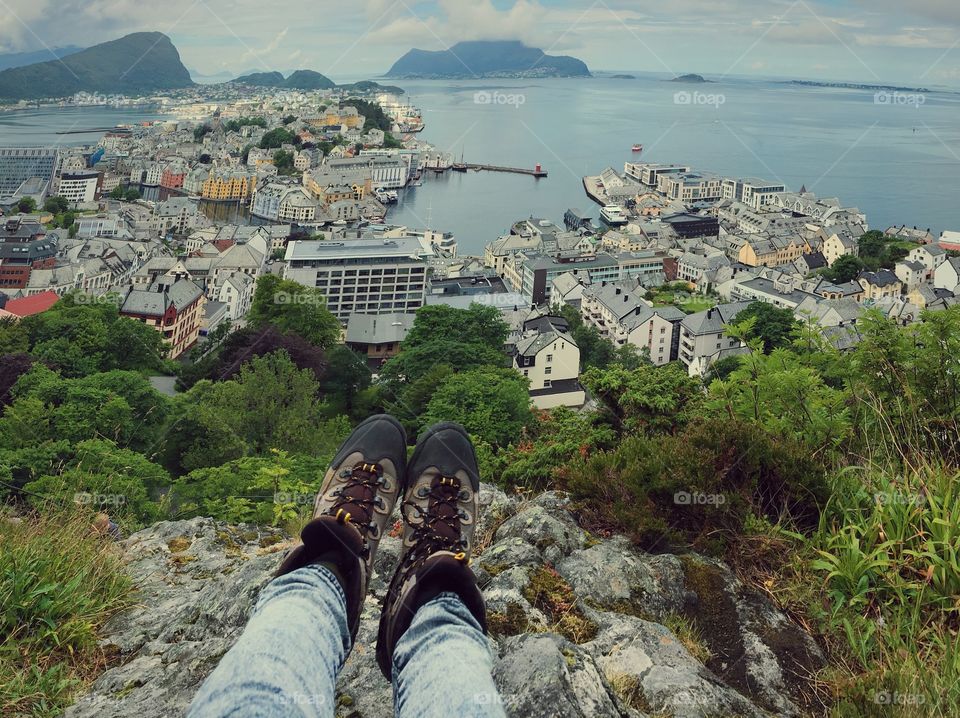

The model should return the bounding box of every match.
[201,169,257,201]
[738,235,809,267]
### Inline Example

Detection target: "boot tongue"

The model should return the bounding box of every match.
[337,464,378,527]
[428,477,461,543]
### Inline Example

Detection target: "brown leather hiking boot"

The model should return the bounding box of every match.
[276,414,407,642]
[376,421,486,678]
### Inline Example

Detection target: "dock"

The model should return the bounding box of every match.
[464,163,547,178]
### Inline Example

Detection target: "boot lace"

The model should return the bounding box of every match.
[400,476,468,571]
[327,462,386,543]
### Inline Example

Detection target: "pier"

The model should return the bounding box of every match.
[463,163,547,178]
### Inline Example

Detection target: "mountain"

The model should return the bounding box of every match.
[232,71,286,86]
[0,45,83,71]
[283,70,336,90]
[386,40,590,78]
[0,32,193,100]
[231,69,335,90]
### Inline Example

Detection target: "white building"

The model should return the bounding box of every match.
[678,301,752,376]
[57,171,100,204]
[513,315,585,409]
[284,236,431,320]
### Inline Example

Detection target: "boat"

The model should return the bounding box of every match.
[631,144,643,152]
[599,204,628,227]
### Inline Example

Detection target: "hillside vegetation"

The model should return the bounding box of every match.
[0,32,193,100]
[2,277,959,715]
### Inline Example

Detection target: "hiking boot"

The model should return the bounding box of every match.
[376,422,486,677]
[276,414,407,642]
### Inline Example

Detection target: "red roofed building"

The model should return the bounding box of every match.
[0,290,59,319]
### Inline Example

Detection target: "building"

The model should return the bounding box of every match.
[660,212,720,238]
[933,257,960,293]
[0,290,59,319]
[345,312,416,366]
[284,237,430,321]
[657,172,723,202]
[822,233,859,266]
[251,183,318,222]
[623,162,690,188]
[721,177,786,209]
[730,276,821,310]
[57,171,101,204]
[906,244,947,272]
[120,276,206,359]
[0,148,59,200]
[0,218,57,290]
[857,270,902,301]
[678,301,752,376]
[517,251,667,305]
[513,315,585,409]
[201,168,256,201]
[580,281,684,365]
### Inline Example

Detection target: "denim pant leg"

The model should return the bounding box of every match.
[392,592,506,718]
[188,564,350,718]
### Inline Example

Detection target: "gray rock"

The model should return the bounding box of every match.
[494,633,640,718]
[556,537,690,620]
[495,505,586,563]
[680,555,826,717]
[586,612,768,718]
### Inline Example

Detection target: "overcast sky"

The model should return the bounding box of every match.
[1,0,958,86]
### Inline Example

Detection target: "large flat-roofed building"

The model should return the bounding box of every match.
[0,148,59,200]
[58,171,101,204]
[284,237,430,320]
[518,250,668,305]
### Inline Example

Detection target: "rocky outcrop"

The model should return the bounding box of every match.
[66,487,824,718]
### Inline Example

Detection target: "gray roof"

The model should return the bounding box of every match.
[681,301,753,335]
[345,312,415,345]
[121,278,203,316]
[515,328,576,358]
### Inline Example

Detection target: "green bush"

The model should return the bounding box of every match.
[559,418,828,552]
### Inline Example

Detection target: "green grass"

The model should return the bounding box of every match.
[646,285,717,315]
[0,506,133,717]
[770,465,960,716]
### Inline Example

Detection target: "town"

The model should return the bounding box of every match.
[1,88,957,413]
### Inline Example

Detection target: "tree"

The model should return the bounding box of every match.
[259,127,299,149]
[0,317,30,355]
[247,274,340,349]
[273,150,295,174]
[319,344,371,418]
[109,185,125,200]
[581,362,704,436]
[166,351,349,473]
[735,302,799,354]
[42,196,69,214]
[24,439,167,525]
[822,254,865,283]
[421,367,532,447]
[124,188,141,202]
[17,197,36,214]
[282,114,296,125]
[193,123,212,141]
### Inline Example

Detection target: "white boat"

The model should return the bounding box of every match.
[600,204,628,226]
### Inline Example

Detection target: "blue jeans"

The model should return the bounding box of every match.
[188,564,505,718]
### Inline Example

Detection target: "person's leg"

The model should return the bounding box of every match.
[188,564,348,718]
[377,422,505,718]
[189,414,409,717]
[393,592,506,718]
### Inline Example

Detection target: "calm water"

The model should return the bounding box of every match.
[2,79,958,256]
[387,76,960,254]
[0,106,173,146]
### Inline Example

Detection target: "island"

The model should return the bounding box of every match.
[386,40,590,79]
[670,74,710,83]
[786,80,932,93]
[610,74,636,79]
[231,72,403,94]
